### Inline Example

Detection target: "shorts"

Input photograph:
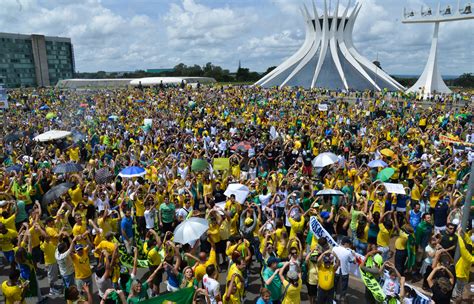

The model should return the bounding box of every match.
[307,282,318,297]
[32,246,44,264]
[75,276,92,294]
[434,226,446,234]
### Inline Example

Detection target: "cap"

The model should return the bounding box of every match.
[373,254,383,266]
[267,257,280,266]
[323,255,332,263]
[287,270,298,280]
[75,244,84,251]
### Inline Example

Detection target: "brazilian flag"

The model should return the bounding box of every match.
[141,287,195,304]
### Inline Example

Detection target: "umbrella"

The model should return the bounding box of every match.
[108,115,119,121]
[312,152,338,167]
[95,168,114,184]
[368,159,388,168]
[224,183,250,204]
[52,162,83,174]
[39,105,50,110]
[315,189,345,196]
[377,167,395,182]
[71,131,86,143]
[4,132,22,143]
[42,182,74,204]
[34,130,71,142]
[134,99,145,103]
[191,159,209,172]
[6,164,22,173]
[118,166,146,178]
[173,217,209,245]
[79,103,88,108]
[46,112,57,119]
[231,141,252,152]
[380,148,395,158]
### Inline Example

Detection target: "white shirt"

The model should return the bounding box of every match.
[332,246,355,275]
[55,248,74,276]
[258,193,272,209]
[144,208,156,229]
[382,273,400,297]
[202,274,220,304]
[176,206,192,220]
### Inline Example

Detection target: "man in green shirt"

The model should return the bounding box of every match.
[262,257,283,301]
[159,197,176,234]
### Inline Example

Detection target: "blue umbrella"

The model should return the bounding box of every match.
[118,166,146,178]
[39,105,50,110]
[368,159,388,168]
[134,99,145,103]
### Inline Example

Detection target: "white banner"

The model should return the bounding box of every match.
[0,86,8,109]
[383,182,406,194]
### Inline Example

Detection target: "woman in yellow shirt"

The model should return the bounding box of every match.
[278,262,303,304]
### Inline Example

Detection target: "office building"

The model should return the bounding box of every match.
[0,32,75,88]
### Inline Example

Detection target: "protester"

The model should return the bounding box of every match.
[0,85,472,303]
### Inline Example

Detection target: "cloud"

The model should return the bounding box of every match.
[0,0,471,75]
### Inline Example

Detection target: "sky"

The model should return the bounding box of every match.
[1,0,473,75]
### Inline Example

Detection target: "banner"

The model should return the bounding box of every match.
[383,183,406,194]
[213,158,230,170]
[440,135,474,147]
[309,216,338,247]
[318,104,328,111]
[140,287,195,304]
[360,266,386,303]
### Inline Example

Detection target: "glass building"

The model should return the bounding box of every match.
[0,32,75,88]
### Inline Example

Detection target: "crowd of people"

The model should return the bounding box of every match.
[0,85,473,304]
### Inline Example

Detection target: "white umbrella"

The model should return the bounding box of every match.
[368,159,388,168]
[224,183,250,204]
[312,152,338,167]
[34,130,71,142]
[173,217,209,245]
[315,189,345,196]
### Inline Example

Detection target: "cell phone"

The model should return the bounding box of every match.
[23,280,30,286]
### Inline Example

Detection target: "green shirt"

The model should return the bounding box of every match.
[15,201,27,222]
[263,267,282,301]
[160,203,176,223]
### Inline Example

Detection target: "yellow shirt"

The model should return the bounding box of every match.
[40,241,57,265]
[0,214,16,231]
[72,224,87,245]
[207,223,221,243]
[288,217,305,239]
[193,248,216,282]
[29,226,41,248]
[134,199,145,217]
[46,226,60,246]
[281,278,303,304]
[411,184,421,201]
[395,231,408,250]
[144,244,162,266]
[226,263,243,298]
[1,281,24,304]
[455,233,474,281]
[96,240,116,256]
[71,248,92,279]
[317,264,335,290]
[68,186,83,206]
[0,229,17,251]
[377,223,391,247]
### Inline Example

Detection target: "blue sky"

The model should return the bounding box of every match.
[1,0,473,75]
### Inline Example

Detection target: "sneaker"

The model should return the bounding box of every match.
[49,288,62,296]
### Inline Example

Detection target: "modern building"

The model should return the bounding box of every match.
[0,32,75,88]
[255,1,404,91]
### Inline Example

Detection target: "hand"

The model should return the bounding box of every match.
[82,283,90,294]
